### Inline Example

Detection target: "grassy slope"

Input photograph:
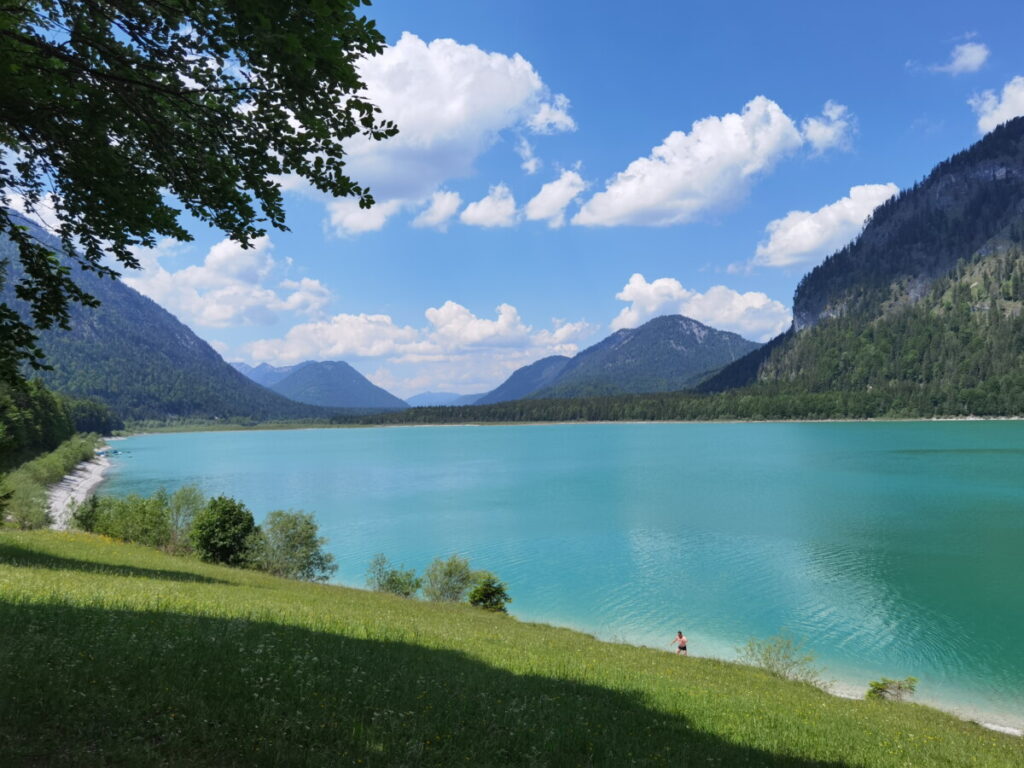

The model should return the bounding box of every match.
[1,532,1020,767]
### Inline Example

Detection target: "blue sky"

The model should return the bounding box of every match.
[119,0,1024,398]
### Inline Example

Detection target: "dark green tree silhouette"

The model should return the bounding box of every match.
[0,0,396,384]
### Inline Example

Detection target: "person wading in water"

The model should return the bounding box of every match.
[670,630,687,656]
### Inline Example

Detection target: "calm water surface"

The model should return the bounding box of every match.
[104,422,1024,727]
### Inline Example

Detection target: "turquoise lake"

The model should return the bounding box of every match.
[103,421,1024,728]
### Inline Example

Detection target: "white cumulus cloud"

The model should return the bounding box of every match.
[527,93,577,134]
[124,237,333,328]
[524,170,588,228]
[572,96,805,227]
[932,42,990,75]
[801,100,854,154]
[318,33,573,234]
[242,301,595,396]
[460,184,517,227]
[245,313,420,363]
[516,137,542,175]
[325,198,404,235]
[611,273,791,342]
[412,190,462,230]
[752,183,899,269]
[970,75,1024,133]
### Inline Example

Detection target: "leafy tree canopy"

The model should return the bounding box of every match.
[0,0,396,385]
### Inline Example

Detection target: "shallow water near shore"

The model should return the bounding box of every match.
[103,421,1024,729]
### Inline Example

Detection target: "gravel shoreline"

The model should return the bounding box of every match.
[47,456,112,530]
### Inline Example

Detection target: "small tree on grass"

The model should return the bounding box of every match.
[866,677,918,702]
[737,633,823,686]
[8,491,49,530]
[72,495,101,532]
[250,510,337,582]
[167,485,206,554]
[366,554,422,597]
[423,554,474,602]
[468,572,511,613]
[190,496,255,566]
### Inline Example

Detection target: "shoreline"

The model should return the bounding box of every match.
[47,455,112,530]
[120,414,1024,438]
[820,679,1022,737]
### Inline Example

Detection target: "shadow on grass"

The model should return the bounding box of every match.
[0,601,854,768]
[0,541,230,585]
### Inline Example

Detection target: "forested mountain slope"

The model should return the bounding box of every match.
[475,355,570,405]
[533,315,760,399]
[794,117,1024,329]
[703,116,1024,406]
[240,360,408,410]
[474,316,759,404]
[0,221,331,422]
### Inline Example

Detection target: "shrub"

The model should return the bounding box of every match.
[72,495,101,532]
[468,572,511,613]
[250,510,337,582]
[1,433,101,530]
[4,480,49,530]
[88,491,173,548]
[167,484,205,554]
[190,496,255,566]
[736,634,822,685]
[366,553,421,597]
[423,554,474,602]
[866,676,918,702]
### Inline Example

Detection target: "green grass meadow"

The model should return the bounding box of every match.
[1,530,1020,767]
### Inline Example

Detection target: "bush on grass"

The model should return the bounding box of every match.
[74,485,205,552]
[468,572,511,613]
[866,676,918,702]
[366,553,422,597]
[249,510,337,582]
[736,633,823,686]
[3,478,49,530]
[167,485,205,554]
[89,490,174,548]
[423,554,475,602]
[190,495,255,566]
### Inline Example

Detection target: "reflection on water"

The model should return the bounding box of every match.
[105,421,1024,727]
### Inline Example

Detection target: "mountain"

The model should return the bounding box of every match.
[474,317,759,404]
[231,362,303,389]
[702,116,1024,413]
[475,356,571,405]
[1,221,335,422]
[237,360,407,410]
[406,392,483,407]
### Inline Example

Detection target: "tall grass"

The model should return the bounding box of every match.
[0,434,101,529]
[1,530,1021,767]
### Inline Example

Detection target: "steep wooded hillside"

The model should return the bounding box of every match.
[0,221,331,422]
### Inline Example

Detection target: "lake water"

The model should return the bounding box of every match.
[103,422,1024,728]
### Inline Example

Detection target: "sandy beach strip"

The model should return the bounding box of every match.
[47,455,112,531]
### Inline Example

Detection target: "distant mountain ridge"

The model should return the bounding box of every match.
[405,392,483,407]
[477,315,760,404]
[231,362,303,389]
[233,360,407,410]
